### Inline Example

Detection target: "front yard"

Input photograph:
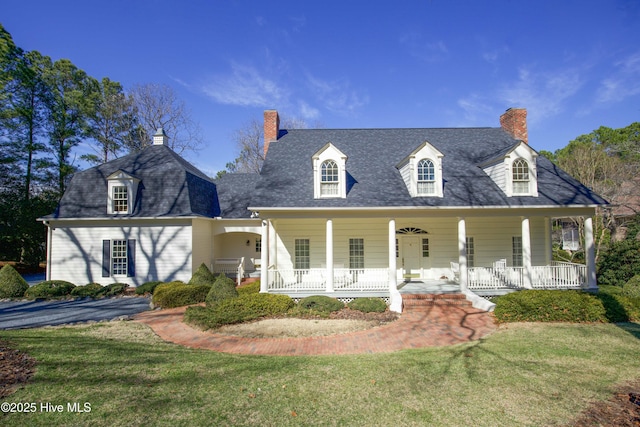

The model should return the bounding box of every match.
[1,321,639,426]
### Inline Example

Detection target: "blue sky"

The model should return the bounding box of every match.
[3,0,640,176]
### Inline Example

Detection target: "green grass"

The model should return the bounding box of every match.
[1,321,640,426]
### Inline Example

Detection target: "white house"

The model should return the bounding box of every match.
[41,108,607,312]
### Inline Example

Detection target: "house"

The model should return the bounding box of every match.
[41,108,607,312]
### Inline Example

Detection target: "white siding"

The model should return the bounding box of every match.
[216,232,262,270]
[483,162,506,193]
[192,218,214,272]
[397,160,412,196]
[49,220,193,286]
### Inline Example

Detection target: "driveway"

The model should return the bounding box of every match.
[0,297,152,330]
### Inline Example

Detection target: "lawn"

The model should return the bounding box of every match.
[1,321,639,426]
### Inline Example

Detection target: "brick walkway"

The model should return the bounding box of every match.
[134,301,496,356]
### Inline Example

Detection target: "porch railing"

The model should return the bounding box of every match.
[268,268,389,292]
[468,262,586,290]
[213,257,245,287]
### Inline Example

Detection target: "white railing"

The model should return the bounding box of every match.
[213,257,245,287]
[468,262,586,290]
[268,268,389,292]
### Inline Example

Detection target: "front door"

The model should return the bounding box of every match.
[402,237,421,278]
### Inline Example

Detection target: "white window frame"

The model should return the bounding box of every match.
[349,238,365,269]
[512,158,530,195]
[466,236,475,268]
[294,238,310,270]
[312,143,347,199]
[320,160,340,196]
[512,236,523,267]
[417,159,436,195]
[111,239,128,276]
[396,141,444,197]
[106,171,139,215]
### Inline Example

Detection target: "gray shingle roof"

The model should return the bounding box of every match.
[213,173,260,218]
[250,127,608,208]
[48,145,220,219]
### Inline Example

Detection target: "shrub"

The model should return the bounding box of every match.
[135,281,163,295]
[297,295,344,314]
[237,281,260,296]
[98,282,128,297]
[0,264,29,298]
[623,275,640,299]
[348,297,387,313]
[185,293,294,329]
[597,239,640,286]
[152,281,209,308]
[205,273,238,306]
[25,280,76,299]
[71,283,104,298]
[493,290,607,323]
[189,263,216,286]
[597,286,640,322]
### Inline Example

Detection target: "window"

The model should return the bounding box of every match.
[349,238,364,269]
[422,238,430,257]
[417,159,436,195]
[395,238,399,258]
[320,160,339,196]
[102,239,135,278]
[112,185,128,213]
[466,237,475,267]
[255,237,262,253]
[294,239,310,269]
[512,159,530,194]
[512,236,523,267]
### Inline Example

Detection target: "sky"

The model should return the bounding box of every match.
[3,0,640,176]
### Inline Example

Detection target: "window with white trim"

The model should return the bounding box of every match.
[422,238,430,257]
[512,236,523,267]
[512,158,530,194]
[417,159,436,195]
[466,237,475,267]
[349,238,364,269]
[112,186,128,213]
[294,239,310,269]
[255,237,261,253]
[321,160,339,196]
[111,240,128,276]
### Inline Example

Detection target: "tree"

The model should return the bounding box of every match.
[83,77,137,164]
[226,115,317,174]
[128,83,202,154]
[42,59,98,196]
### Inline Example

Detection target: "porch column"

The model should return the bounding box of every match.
[458,217,468,292]
[260,219,268,293]
[268,220,277,270]
[326,218,334,292]
[522,216,532,289]
[388,218,397,290]
[584,216,597,289]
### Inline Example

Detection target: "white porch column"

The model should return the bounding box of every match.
[388,218,402,313]
[260,219,269,293]
[584,216,597,289]
[458,217,468,292]
[522,216,532,289]
[326,218,334,292]
[268,220,277,270]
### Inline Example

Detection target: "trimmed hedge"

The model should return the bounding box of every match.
[0,264,29,298]
[99,282,129,297]
[25,280,76,299]
[623,275,640,298]
[297,295,344,314]
[348,297,387,313]
[152,281,210,308]
[493,289,640,323]
[135,281,163,295]
[237,281,260,296]
[189,263,217,286]
[205,273,238,306]
[71,283,104,298]
[185,293,294,330]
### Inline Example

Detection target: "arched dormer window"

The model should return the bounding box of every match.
[321,160,339,196]
[417,159,436,195]
[512,158,529,194]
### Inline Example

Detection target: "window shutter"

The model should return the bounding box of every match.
[102,240,111,277]
[127,239,136,277]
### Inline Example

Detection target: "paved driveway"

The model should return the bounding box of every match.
[0,297,151,330]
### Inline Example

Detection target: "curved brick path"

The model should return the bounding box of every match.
[134,305,496,356]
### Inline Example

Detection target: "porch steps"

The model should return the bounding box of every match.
[402,293,471,310]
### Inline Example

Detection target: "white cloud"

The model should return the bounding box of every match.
[306,73,369,115]
[297,100,320,120]
[596,51,640,104]
[201,62,288,107]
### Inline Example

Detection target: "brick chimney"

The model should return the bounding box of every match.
[263,109,280,157]
[500,108,528,144]
[153,128,168,146]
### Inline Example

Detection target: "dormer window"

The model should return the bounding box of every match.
[321,160,339,196]
[512,158,530,194]
[107,170,140,215]
[417,159,436,195]
[312,143,348,199]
